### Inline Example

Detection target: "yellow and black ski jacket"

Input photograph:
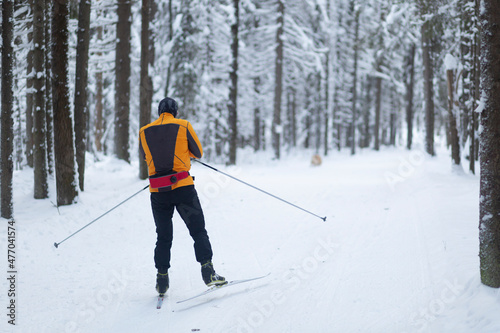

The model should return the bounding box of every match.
[139,113,203,192]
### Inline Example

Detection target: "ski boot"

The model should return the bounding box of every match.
[201,260,227,287]
[156,268,169,296]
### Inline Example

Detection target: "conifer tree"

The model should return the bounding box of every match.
[1,0,15,219]
[52,0,78,206]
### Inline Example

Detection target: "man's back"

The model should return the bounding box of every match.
[139,112,203,191]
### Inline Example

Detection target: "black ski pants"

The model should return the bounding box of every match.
[150,185,213,271]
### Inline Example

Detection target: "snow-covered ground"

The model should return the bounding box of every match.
[2,145,500,333]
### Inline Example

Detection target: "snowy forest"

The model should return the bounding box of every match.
[1,0,486,199]
[1,0,500,304]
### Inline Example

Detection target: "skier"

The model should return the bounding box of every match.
[139,97,226,297]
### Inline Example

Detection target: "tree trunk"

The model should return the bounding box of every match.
[139,0,152,179]
[473,0,480,164]
[164,0,173,97]
[460,0,472,149]
[74,0,91,191]
[33,0,48,199]
[361,76,372,149]
[114,0,132,162]
[95,19,104,152]
[315,72,322,154]
[1,0,15,219]
[406,43,415,150]
[351,8,360,156]
[13,1,25,172]
[374,76,382,151]
[324,53,330,155]
[422,21,435,156]
[285,87,296,149]
[291,88,297,147]
[390,112,397,146]
[389,92,396,146]
[272,0,284,160]
[45,0,53,175]
[253,77,261,152]
[227,0,239,165]
[446,69,461,165]
[479,0,500,288]
[52,0,78,206]
[470,0,481,174]
[26,0,34,167]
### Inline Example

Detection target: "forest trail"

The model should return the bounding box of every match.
[3,147,499,333]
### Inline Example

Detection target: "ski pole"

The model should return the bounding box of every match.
[54,185,150,248]
[192,159,327,222]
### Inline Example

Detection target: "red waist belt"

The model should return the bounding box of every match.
[149,171,190,189]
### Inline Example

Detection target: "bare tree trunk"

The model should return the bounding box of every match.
[406,44,415,150]
[74,0,91,191]
[374,76,382,151]
[479,0,500,288]
[389,92,396,146]
[473,0,480,164]
[52,0,78,206]
[227,0,239,165]
[291,88,297,147]
[324,53,330,155]
[315,72,322,154]
[361,76,372,149]
[336,124,341,151]
[285,87,296,149]
[114,0,131,162]
[350,8,360,156]
[422,21,435,156]
[13,1,25,172]
[1,0,15,219]
[272,0,284,160]
[253,77,261,152]
[139,0,152,179]
[95,20,104,152]
[26,0,34,167]
[44,0,53,175]
[446,69,461,165]
[164,0,173,97]
[33,0,48,199]
[470,0,481,174]
[390,113,397,146]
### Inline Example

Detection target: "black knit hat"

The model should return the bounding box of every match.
[158,97,178,117]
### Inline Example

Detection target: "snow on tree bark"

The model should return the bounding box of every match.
[74,0,92,190]
[445,54,461,166]
[405,44,416,150]
[114,0,132,163]
[421,19,435,156]
[139,0,153,179]
[1,0,15,219]
[33,0,48,199]
[479,0,500,288]
[45,0,54,175]
[272,0,284,160]
[227,0,239,166]
[52,0,78,206]
[26,0,35,168]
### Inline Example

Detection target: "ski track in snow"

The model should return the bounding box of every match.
[2,147,500,333]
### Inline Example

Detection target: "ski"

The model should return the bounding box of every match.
[177,273,270,304]
[156,295,165,309]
